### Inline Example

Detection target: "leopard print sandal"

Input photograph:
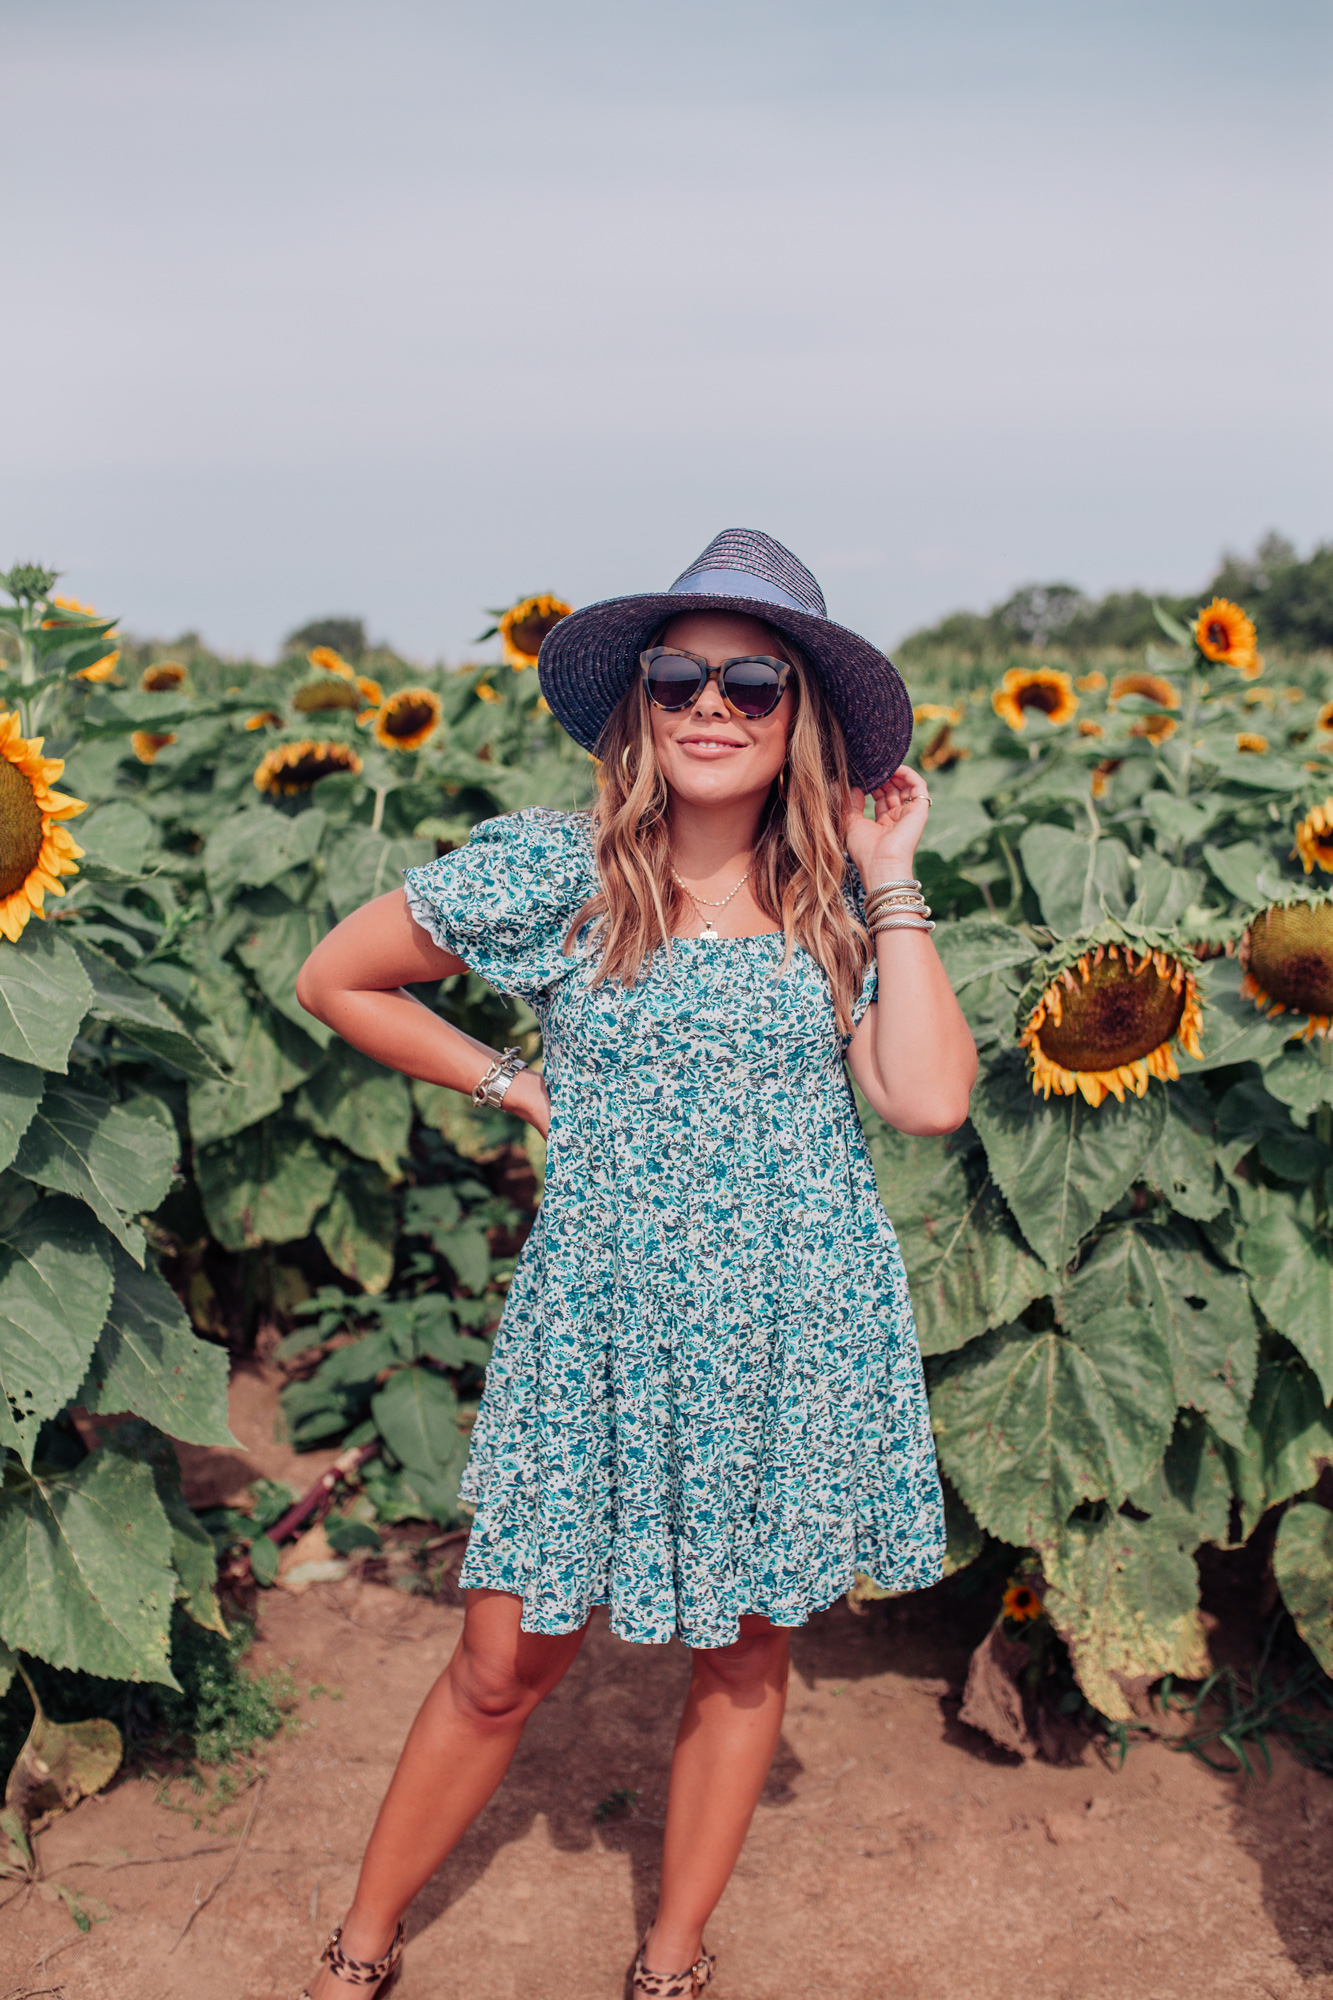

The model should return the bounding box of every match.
[299,1919,405,1997]
[631,1936,716,1998]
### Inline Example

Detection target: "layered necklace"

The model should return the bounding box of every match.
[671,866,751,940]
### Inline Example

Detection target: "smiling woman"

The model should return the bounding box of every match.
[292,529,977,2000]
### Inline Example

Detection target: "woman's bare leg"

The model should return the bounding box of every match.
[306,1588,587,1996]
[641,1615,790,1974]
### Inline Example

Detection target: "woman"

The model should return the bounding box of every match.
[294,529,976,1998]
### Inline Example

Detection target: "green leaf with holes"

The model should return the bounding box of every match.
[1273,1502,1333,1677]
[0,925,94,1072]
[75,1245,234,1445]
[0,1197,116,1466]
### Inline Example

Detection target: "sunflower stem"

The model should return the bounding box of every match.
[370,785,387,834]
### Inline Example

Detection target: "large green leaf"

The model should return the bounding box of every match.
[327,829,435,922]
[1201,840,1283,907]
[1157,1410,1235,1549]
[1240,1194,1333,1402]
[315,1169,396,1295]
[13,1082,177,1259]
[187,1006,317,1147]
[76,801,155,876]
[0,1447,179,1686]
[203,806,326,904]
[933,916,1035,992]
[1273,1501,1333,1676]
[0,925,94,1072]
[296,1044,412,1175]
[0,1054,45,1172]
[1176,958,1289,1074]
[371,1364,462,1476]
[1129,854,1204,928]
[864,1120,1043,1355]
[195,1119,338,1250]
[1143,1080,1226,1221]
[1064,1222,1258,1449]
[1042,1494,1210,1722]
[235,903,335,1043]
[1017,827,1132,935]
[915,795,992,865]
[76,1245,234,1445]
[1263,1045,1333,1126]
[72,940,223,1080]
[1230,1353,1333,1539]
[0,1198,116,1466]
[109,1420,227,1636]
[930,1307,1176,1547]
[970,1060,1165,1273]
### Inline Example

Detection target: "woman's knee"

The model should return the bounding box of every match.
[448,1611,583,1728]
[691,1618,789,1697]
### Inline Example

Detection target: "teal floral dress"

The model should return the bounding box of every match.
[403,809,944,1648]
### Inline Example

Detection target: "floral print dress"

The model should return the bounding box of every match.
[403,808,944,1648]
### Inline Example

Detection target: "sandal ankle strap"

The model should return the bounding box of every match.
[632,1939,715,1997]
[319,1920,406,1985]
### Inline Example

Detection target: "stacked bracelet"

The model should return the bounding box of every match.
[864,877,936,935]
[472,1046,527,1109]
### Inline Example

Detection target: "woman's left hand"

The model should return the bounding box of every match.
[843,765,933,883]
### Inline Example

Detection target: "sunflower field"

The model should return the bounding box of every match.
[0,557,1331,1770]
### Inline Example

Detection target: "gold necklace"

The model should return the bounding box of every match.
[671,867,750,940]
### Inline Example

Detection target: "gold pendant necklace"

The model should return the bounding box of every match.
[672,866,750,940]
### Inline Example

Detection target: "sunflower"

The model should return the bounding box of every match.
[374,687,443,752]
[1236,732,1269,754]
[1317,701,1333,733]
[920,725,969,772]
[1240,900,1333,1038]
[1193,597,1262,678]
[140,661,186,693]
[307,645,355,679]
[913,702,962,726]
[1001,1581,1044,1625]
[254,739,363,796]
[245,710,282,731]
[75,650,120,683]
[1110,671,1180,709]
[1295,800,1333,875]
[991,666,1077,731]
[1130,713,1177,744]
[1077,720,1104,737]
[293,676,359,714]
[1090,758,1122,799]
[1076,671,1107,692]
[498,593,572,669]
[0,713,87,942]
[355,674,383,709]
[1018,935,1203,1106]
[474,681,500,704]
[131,731,175,764]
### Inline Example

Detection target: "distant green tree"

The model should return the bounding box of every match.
[284,615,367,661]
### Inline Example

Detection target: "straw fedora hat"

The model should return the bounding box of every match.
[536,528,912,791]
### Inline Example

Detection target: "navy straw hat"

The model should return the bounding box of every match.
[536,528,912,792]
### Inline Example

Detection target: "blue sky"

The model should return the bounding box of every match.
[3,0,1329,663]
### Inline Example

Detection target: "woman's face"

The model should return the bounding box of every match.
[646,611,795,811]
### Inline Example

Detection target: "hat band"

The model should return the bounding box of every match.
[667,568,816,619]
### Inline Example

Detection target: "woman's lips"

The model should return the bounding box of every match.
[677,737,745,756]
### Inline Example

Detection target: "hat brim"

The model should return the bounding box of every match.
[536,591,912,792]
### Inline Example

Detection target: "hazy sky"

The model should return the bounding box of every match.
[3,0,1329,664]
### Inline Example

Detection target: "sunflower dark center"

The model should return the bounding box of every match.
[0,759,45,900]
[1019,683,1062,715]
[508,614,560,657]
[386,699,435,738]
[295,679,358,712]
[1036,957,1187,1071]
[1206,621,1230,650]
[284,745,357,787]
[1248,906,1333,1015]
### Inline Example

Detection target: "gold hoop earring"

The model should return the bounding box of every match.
[621,746,634,777]
[778,764,789,801]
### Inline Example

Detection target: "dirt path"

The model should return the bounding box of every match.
[4,1568,1333,2000]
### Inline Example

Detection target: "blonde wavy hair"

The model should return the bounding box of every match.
[564,628,871,1033]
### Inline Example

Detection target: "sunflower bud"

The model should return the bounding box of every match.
[1240,900,1333,1038]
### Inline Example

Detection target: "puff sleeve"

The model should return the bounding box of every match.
[402,808,597,1005]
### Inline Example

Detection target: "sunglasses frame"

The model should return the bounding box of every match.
[638,646,794,720]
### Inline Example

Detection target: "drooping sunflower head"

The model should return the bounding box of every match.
[140,660,186,693]
[245,709,283,731]
[913,702,962,726]
[920,725,970,772]
[307,645,355,679]
[991,666,1078,731]
[498,593,572,669]
[1076,671,1107,692]
[1236,732,1269,755]
[1241,898,1333,1037]
[1001,1581,1044,1626]
[1130,713,1177,745]
[0,712,86,942]
[293,676,359,714]
[1018,930,1203,1106]
[374,687,443,752]
[1294,798,1333,875]
[131,730,176,764]
[254,739,363,796]
[1193,597,1262,678]
[1110,671,1180,709]
[1090,757,1123,799]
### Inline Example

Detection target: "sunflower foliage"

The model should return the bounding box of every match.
[42,599,593,1582]
[863,599,1333,1723]
[0,570,247,1715]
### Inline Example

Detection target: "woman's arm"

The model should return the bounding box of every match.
[294,889,551,1137]
[842,768,977,1137]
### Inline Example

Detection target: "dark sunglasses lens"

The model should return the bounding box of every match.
[721,659,782,717]
[645,654,706,708]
